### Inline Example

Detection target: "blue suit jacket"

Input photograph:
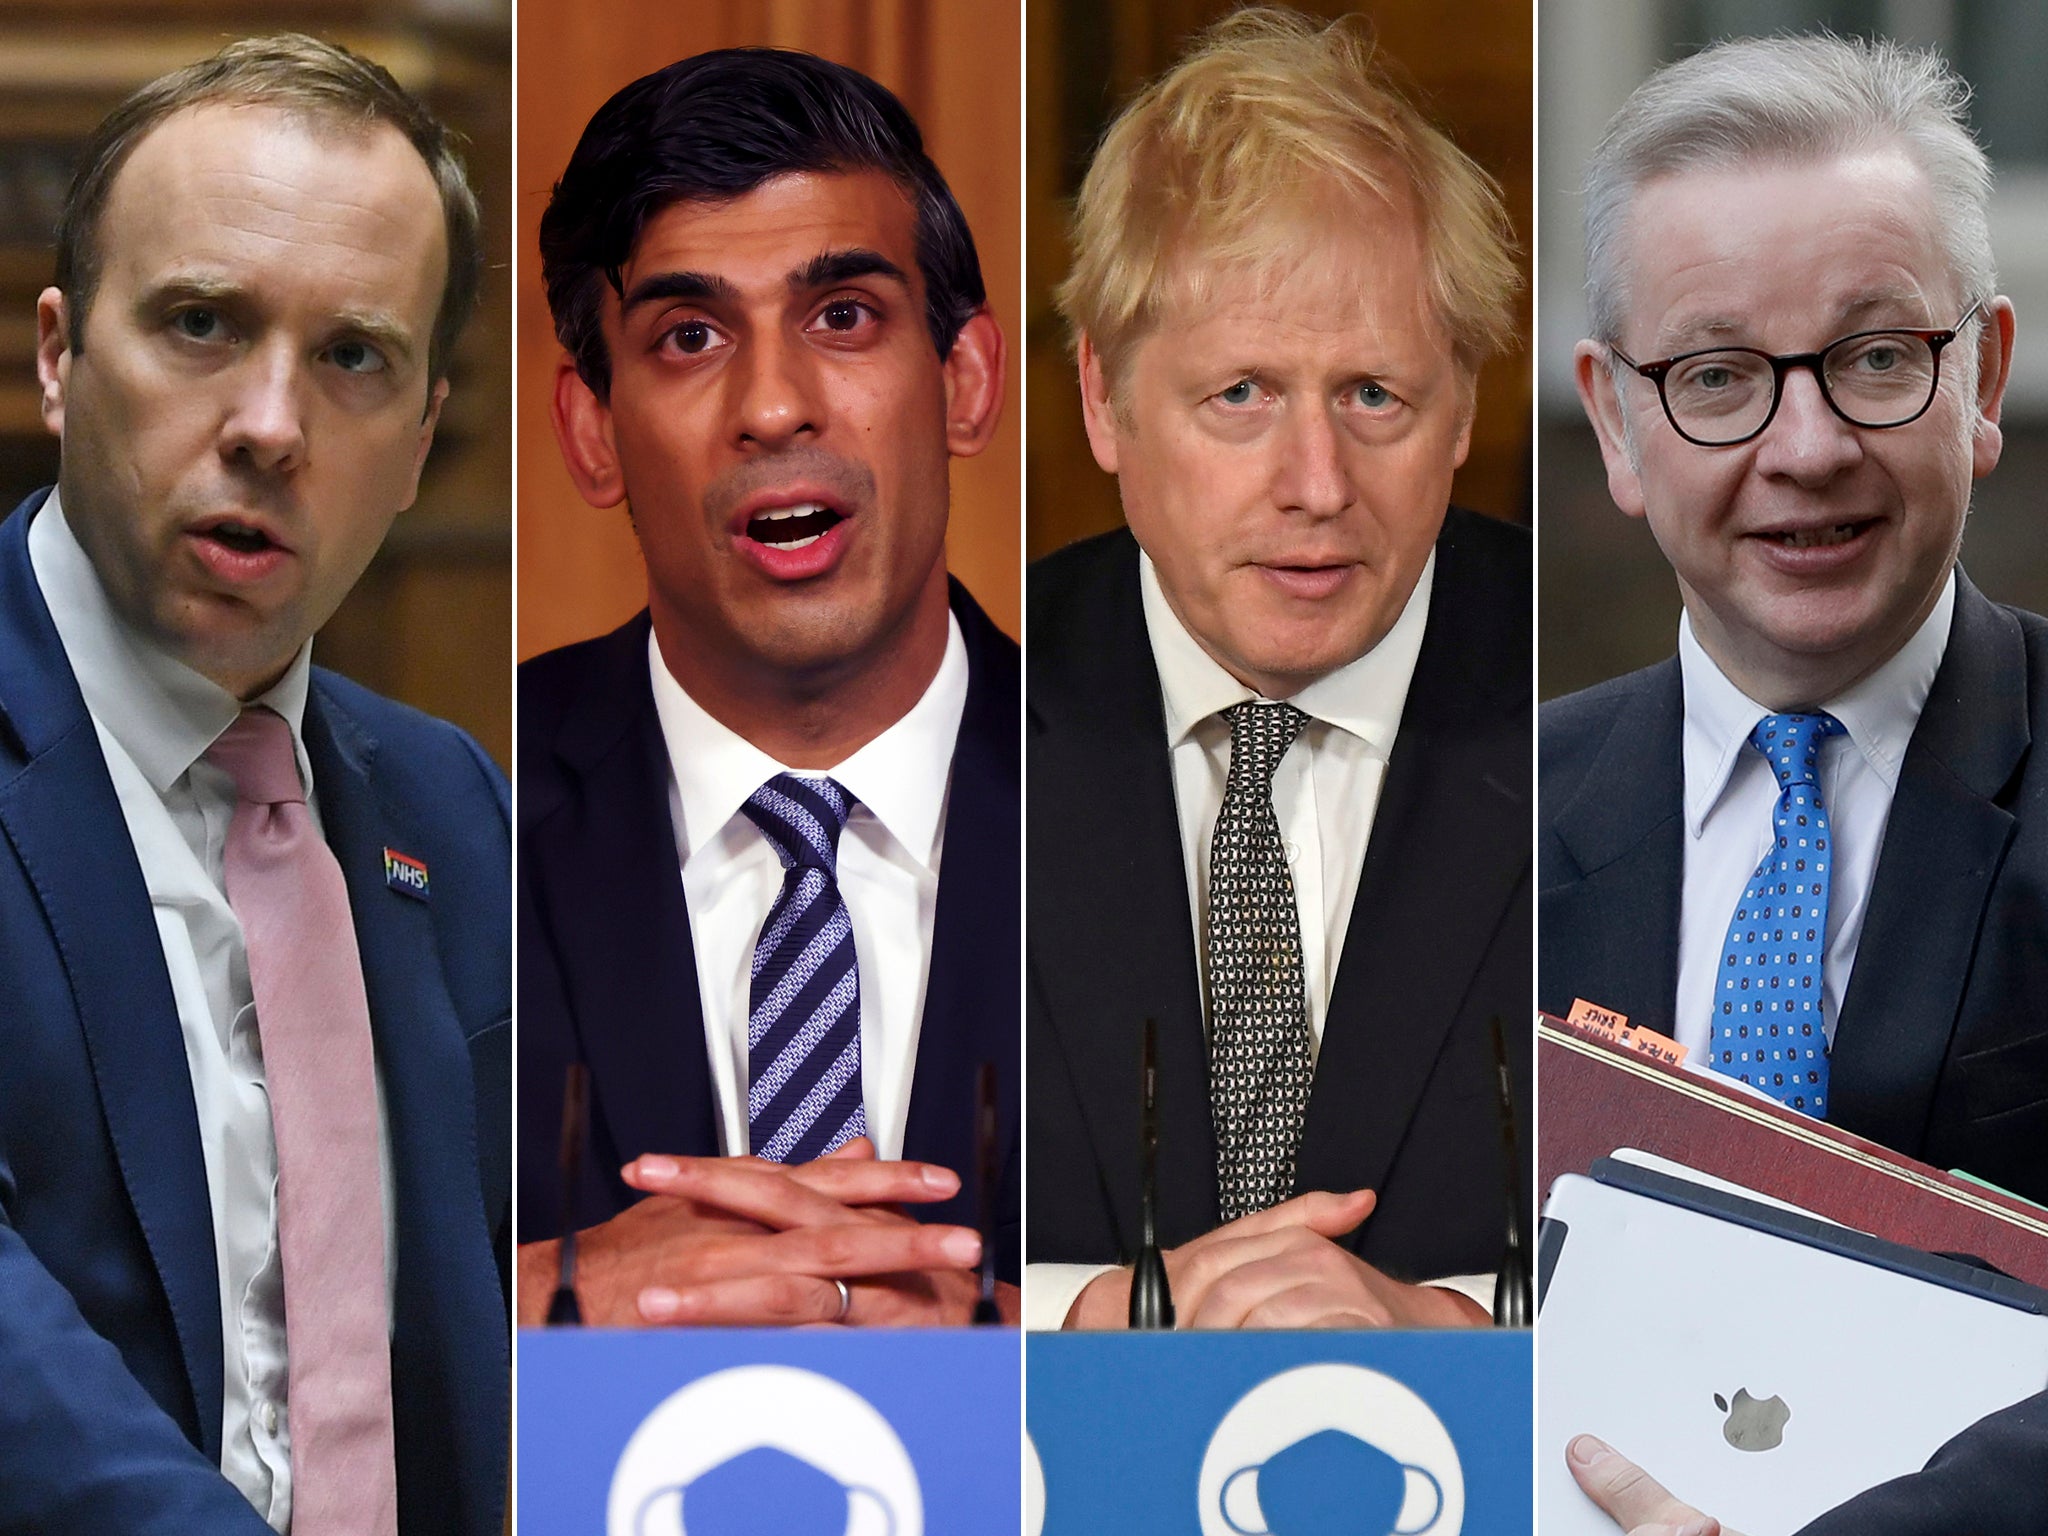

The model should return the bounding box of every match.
[517,582,1021,1281]
[0,492,509,1534]
[1539,570,2048,1533]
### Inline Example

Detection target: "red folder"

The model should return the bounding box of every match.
[1538,1013,2048,1291]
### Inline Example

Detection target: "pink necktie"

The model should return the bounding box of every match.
[208,707,398,1536]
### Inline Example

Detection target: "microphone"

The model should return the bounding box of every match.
[1489,1016,1534,1327]
[547,1062,589,1326]
[972,1060,1001,1324]
[1129,1018,1175,1329]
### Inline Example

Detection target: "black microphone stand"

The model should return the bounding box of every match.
[1129,1018,1175,1329]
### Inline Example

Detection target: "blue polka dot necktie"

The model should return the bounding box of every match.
[741,774,867,1161]
[1711,712,1844,1117]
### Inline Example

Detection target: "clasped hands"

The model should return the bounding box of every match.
[516,1137,1016,1327]
[1064,1188,1491,1329]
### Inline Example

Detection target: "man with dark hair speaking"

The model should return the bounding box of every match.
[0,34,507,1536]
[515,49,1019,1328]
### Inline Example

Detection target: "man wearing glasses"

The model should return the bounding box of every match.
[1540,34,2047,1536]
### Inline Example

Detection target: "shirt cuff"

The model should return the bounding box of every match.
[1023,1262,1120,1330]
[1426,1271,1497,1318]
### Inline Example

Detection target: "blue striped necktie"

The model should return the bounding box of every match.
[1711,712,1844,1117]
[741,774,867,1161]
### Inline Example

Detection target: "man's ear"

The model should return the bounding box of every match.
[1076,332,1123,476]
[1970,295,2017,481]
[551,354,626,508]
[941,305,1005,458]
[35,288,71,439]
[1574,339,1648,520]
[395,377,449,512]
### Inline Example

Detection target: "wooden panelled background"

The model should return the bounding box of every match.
[514,0,1023,659]
[1027,0,1533,561]
[0,0,511,766]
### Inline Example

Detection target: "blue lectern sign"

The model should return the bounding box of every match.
[519,1328,1021,1534]
[1026,1332,1532,1535]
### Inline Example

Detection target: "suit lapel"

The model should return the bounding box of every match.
[903,585,1019,1208]
[1030,538,1216,1251]
[531,617,719,1168]
[1832,578,2027,1151]
[0,494,222,1455]
[303,687,505,1534]
[1297,610,1528,1200]
[1542,663,1687,1034]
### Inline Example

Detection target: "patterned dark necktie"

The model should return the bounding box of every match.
[1208,700,1315,1221]
[741,774,867,1160]
[1711,712,1845,1117]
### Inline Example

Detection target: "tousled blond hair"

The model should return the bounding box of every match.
[1057,7,1520,400]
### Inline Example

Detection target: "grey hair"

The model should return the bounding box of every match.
[1584,34,1994,344]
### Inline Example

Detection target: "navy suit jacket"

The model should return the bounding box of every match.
[516,581,1021,1282]
[1539,570,2048,1532]
[1026,512,1532,1286]
[0,493,509,1535]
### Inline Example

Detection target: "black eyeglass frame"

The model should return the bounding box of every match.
[1607,301,1987,447]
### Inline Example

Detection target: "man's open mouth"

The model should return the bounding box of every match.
[203,519,279,555]
[744,503,843,551]
[1769,521,1872,549]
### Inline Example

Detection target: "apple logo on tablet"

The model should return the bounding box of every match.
[1715,1389,1791,1452]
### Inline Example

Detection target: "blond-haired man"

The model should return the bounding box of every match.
[1026,8,1529,1330]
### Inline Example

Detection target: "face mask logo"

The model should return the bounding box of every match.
[1221,1430,1444,1536]
[607,1366,923,1536]
[634,1445,897,1536]
[1197,1363,1466,1536]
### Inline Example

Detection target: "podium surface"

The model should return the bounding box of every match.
[1026,1330,1531,1534]
[519,1327,1020,1534]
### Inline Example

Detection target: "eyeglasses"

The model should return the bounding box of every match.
[1608,302,1985,447]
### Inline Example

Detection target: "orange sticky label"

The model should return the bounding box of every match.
[1567,997,1628,1032]
[1565,999,1689,1068]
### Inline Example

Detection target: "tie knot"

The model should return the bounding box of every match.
[742,774,855,873]
[1222,700,1310,785]
[1750,711,1844,790]
[205,706,304,806]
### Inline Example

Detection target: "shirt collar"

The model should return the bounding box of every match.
[27,487,313,794]
[1679,569,1955,837]
[1138,545,1435,752]
[648,608,969,872]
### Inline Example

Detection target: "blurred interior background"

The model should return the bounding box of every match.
[1025,0,1533,562]
[513,0,1022,655]
[1541,0,2048,700]
[0,0,511,764]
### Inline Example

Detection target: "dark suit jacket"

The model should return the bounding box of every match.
[1539,570,2048,1533]
[0,491,509,1535]
[517,581,1021,1281]
[1026,511,1532,1286]
[1540,572,2048,1206]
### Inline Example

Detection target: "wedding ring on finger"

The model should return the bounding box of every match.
[832,1277,853,1322]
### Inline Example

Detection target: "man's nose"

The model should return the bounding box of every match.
[731,328,823,449]
[1752,363,1863,485]
[220,342,308,473]
[1273,403,1357,516]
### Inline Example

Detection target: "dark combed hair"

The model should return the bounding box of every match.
[539,47,985,399]
[55,32,483,385]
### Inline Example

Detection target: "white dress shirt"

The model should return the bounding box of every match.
[648,613,968,1161]
[29,491,395,1532]
[1028,550,1495,1328]
[1675,574,1955,1067]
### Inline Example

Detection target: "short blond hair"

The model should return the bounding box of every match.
[1057,7,1520,396]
